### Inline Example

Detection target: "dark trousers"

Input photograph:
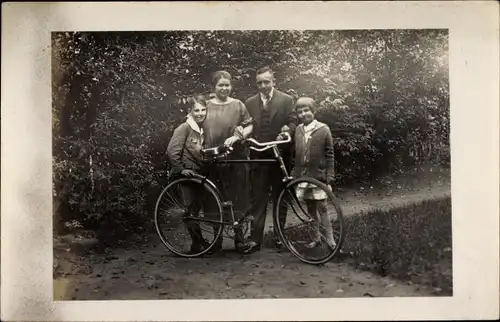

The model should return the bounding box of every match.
[249,150,290,244]
[181,176,220,245]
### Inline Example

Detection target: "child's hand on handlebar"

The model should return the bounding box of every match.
[277,125,291,140]
[280,125,290,132]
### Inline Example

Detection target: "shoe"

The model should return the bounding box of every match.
[305,240,321,249]
[188,242,206,254]
[206,237,223,254]
[245,241,261,253]
[236,241,261,254]
[327,240,337,249]
[188,238,221,255]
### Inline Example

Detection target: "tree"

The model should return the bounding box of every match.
[52,30,449,239]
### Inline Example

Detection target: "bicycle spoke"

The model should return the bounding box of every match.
[163,189,188,211]
[154,178,224,258]
[281,220,315,232]
[275,177,346,265]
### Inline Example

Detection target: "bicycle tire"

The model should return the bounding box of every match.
[154,177,224,258]
[274,177,346,265]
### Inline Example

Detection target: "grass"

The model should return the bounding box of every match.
[342,196,452,294]
[264,196,453,295]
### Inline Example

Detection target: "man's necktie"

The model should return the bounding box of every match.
[263,95,270,110]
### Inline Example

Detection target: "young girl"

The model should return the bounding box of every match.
[291,97,337,249]
[167,95,214,254]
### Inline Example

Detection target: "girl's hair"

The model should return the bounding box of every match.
[295,97,317,114]
[211,70,232,88]
[186,94,207,111]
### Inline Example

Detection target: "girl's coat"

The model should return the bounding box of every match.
[167,116,204,176]
[291,120,335,184]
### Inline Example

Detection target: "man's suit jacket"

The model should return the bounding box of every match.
[245,89,298,167]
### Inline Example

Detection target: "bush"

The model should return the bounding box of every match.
[342,197,452,294]
[52,30,450,242]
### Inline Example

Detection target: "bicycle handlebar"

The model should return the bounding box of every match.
[200,132,292,160]
[246,132,292,150]
[249,146,272,152]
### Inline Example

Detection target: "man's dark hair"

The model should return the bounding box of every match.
[256,66,274,77]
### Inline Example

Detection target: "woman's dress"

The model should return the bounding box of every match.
[202,97,253,217]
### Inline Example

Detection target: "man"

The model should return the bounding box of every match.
[243,66,298,253]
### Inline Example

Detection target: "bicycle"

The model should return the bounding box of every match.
[154,132,346,265]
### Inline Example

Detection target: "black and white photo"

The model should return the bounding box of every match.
[51,27,453,299]
[2,2,499,321]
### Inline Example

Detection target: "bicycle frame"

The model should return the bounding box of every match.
[194,134,294,228]
[158,133,345,263]
[204,136,292,176]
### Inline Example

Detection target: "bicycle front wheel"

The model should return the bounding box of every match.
[274,177,345,265]
[154,177,224,258]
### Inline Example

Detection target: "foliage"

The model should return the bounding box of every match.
[52,30,450,238]
[343,197,453,294]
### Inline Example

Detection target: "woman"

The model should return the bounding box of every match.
[167,95,216,254]
[203,70,254,252]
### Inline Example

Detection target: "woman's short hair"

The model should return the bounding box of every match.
[294,97,317,114]
[211,70,232,88]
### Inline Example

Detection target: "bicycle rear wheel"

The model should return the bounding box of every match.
[154,177,224,257]
[274,177,345,265]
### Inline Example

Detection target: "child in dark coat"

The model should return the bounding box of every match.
[167,95,207,178]
[167,95,215,254]
[291,97,336,249]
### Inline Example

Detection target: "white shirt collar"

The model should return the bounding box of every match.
[303,119,318,133]
[186,115,204,137]
[260,87,275,102]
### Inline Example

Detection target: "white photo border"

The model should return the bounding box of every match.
[1,1,499,321]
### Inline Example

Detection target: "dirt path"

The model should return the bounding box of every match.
[54,166,451,300]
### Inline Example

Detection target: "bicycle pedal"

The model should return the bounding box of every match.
[222,201,233,207]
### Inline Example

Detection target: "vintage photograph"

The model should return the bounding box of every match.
[51,29,452,300]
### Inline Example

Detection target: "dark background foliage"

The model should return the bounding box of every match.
[52,30,449,240]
